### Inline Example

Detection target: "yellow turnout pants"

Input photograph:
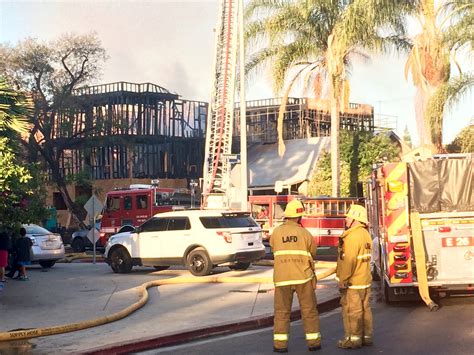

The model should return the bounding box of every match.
[340,288,373,343]
[273,280,321,350]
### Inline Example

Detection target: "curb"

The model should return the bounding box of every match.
[84,296,341,355]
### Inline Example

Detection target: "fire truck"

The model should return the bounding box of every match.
[99,184,191,246]
[249,195,362,253]
[366,154,473,310]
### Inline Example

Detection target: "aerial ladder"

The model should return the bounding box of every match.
[202,0,247,210]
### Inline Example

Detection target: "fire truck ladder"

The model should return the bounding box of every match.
[202,0,239,208]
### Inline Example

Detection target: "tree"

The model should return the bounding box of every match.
[0,78,48,227]
[446,124,474,153]
[245,0,413,197]
[308,130,400,197]
[402,125,413,148]
[1,33,107,226]
[405,0,473,152]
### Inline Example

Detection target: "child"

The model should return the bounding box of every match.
[15,227,33,281]
[0,231,9,292]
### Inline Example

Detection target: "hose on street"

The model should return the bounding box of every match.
[0,265,336,342]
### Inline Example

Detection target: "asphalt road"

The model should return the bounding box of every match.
[147,293,474,355]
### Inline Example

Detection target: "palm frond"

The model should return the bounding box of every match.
[0,77,32,133]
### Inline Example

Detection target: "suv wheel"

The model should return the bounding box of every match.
[72,237,85,253]
[229,262,250,271]
[187,248,212,276]
[39,260,56,268]
[153,266,170,271]
[109,247,133,273]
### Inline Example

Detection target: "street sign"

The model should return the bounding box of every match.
[223,153,240,163]
[86,228,100,244]
[83,195,103,264]
[84,195,103,219]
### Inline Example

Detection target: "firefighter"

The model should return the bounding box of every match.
[336,204,373,349]
[270,199,321,353]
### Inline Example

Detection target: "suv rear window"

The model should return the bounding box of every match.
[199,215,258,229]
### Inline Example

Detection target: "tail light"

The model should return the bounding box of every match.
[217,231,232,243]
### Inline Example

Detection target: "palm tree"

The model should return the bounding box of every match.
[0,77,31,134]
[245,0,413,197]
[405,0,473,152]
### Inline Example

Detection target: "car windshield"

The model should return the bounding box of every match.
[24,225,51,235]
[199,216,258,229]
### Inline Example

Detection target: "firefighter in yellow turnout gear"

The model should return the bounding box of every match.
[270,200,321,353]
[336,204,373,349]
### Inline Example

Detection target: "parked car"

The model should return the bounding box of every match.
[70,221,105,252]
[104,210,265,276]
[23,224,65,268]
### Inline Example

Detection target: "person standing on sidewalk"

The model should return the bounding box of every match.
[14,227,32,281]
[0,231,9,292]
[270,199,321,353]
[336,204,373,349]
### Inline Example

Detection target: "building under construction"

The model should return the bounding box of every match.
[234,97,374,145]
[46,81,375,227]
[47,82,207,226]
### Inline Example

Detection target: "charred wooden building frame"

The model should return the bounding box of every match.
[53,82,208,182]
[233,97,374,144]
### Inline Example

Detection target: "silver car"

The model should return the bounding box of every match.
[23,224,65,268]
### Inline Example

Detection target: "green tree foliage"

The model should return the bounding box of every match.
[245,0,413,196]
[446,124,474,153]
[0,78,48,226]
[308,131,400,197]
[1,33,107,226]
[403,126,413,148]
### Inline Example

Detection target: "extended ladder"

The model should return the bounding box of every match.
[202,0,239,208]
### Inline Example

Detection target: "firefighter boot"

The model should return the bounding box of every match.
[337,336,362,349]
[363,336,373,346]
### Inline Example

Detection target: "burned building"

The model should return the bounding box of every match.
[47,82,207,227]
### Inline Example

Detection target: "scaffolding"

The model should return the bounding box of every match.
[52,82,207,181]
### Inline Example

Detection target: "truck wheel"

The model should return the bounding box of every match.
[72,238,85,253]
[229,262,250,271]
[109,247,133,274]
[153,266,170,271]
[187,248,212,276]
[39,260,56,268]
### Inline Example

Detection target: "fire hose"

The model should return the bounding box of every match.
[0,265,336,342]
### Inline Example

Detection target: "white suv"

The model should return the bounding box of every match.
[104,210,265,276]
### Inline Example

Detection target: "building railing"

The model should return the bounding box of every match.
[73,82,176,96]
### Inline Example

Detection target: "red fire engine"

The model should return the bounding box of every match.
[99,184,192,245]
[249,195,362,253]
[366,154,474,309]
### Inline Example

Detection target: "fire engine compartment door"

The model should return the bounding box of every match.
[421,213,474,284]
[409,158,473,213]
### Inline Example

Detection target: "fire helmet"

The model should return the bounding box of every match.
[284,200,305,218]
[346,204,368,224]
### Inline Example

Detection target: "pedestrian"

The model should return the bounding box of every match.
[336,204,373,349]
[270,199,321,353]
[0,231,9,292]
[13,227,33,281]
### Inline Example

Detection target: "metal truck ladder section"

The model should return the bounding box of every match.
[202,0,239,209]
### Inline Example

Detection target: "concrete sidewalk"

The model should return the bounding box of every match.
[0,261,339,354]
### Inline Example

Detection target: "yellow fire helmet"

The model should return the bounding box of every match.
[346,204,368,224]
[284,199,305,218]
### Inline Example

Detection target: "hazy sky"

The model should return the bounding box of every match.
[1,0,472,144]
